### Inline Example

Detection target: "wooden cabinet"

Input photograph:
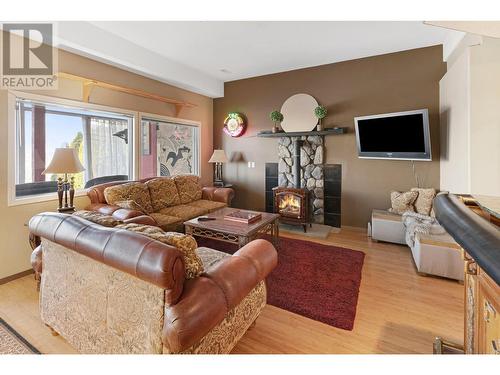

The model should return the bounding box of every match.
[433,194,500,355]
[464,252,500,354]
[477,269,500,354]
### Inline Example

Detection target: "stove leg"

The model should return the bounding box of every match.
[303,224,307,233]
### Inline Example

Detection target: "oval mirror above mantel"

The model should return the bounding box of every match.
[280,93,319,133]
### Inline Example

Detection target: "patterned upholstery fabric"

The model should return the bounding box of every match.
[411,188,437,216]
[115,223,204,279]
[40,240,165,354]
[188,199,227,213]
[159,205,207,221]
[148,213,183,231]
[145,177,181,211]
[114,200,147,213]
[73,210,122,227]
[196,247,230,269]
[38,240,268,354]
[104,182,154,214]
[389,191,418,215]
[167,281,267,354]
[173,175,202,204]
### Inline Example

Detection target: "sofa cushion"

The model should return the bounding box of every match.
[188,199,227,213]
[388,190,418,215]
[73,210,122,227]
[115,223,204,279]
[411,188,436,216]
[196,247,230,269]
[174,175,202,204]
[145,177,181,211]
[159,205,208,221]
[104,182,154,214]
[149,213,183,231]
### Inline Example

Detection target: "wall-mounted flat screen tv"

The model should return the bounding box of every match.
[354,109,431,161]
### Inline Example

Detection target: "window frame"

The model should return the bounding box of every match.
[7,90,139,207]
[138,112,201,178]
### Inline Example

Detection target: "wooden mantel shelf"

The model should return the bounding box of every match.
[256,127,346,138]
[57,72,197,117]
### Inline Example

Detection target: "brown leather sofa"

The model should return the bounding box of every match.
[86,175,234,231]
[29,212,277,354]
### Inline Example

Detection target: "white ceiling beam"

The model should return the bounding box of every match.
[56,22,224,98]
[425,21,500,39]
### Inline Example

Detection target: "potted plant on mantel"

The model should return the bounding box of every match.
[314,105,327,131]
[269,110,284,133]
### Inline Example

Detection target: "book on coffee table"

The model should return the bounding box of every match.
[224,210,262,224]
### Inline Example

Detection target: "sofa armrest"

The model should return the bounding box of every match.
[162,239,277,353]
[86,203,155,224]
[111,208,145,221]
[202,187,235,205]
[122,215,158,226]
[86,203,121,215]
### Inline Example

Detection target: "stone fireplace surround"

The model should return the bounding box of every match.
[277,135,324,223]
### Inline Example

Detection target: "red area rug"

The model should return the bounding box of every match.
[196,235,365,331]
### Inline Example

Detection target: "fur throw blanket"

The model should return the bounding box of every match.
[402,211,445,248]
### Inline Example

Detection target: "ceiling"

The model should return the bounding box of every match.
[56,21,465,98]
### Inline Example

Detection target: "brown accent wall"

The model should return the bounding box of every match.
[214,45,446,228]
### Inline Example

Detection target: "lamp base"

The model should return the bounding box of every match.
[58,206,75,214]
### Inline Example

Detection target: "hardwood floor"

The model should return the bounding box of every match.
[0,228,464,354]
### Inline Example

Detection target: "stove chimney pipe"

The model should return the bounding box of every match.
[293,139,303,189]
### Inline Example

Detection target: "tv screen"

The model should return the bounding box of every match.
[354,109,431,160]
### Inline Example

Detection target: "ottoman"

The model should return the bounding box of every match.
[412,231,463,281]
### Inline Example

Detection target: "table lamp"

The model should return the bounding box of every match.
[43,148,85,213]
[209,149,228,187]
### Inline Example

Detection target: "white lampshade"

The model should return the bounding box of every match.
[43,148,85,174]
[209,149,228,163]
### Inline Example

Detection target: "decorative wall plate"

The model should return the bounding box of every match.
[280,93,319,132]
[223,112,246,137]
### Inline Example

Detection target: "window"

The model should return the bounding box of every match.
[140,117,200,179]
[15,98,134,198]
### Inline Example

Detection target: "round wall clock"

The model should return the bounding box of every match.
[223,112,246,137]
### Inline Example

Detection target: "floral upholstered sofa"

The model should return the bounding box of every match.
[29,212,277,354]
[85,175,234,231]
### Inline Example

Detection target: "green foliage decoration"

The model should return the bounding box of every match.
[269,110,284,123]
[314,105,327,119]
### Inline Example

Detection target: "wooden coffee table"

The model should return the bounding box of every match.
[184,207,280,249]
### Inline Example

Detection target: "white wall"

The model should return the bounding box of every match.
[439,36,500,196]
[469,38,500,196]
[439,48,470,193]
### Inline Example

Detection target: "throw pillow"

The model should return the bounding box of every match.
[73,210,122,227]
[389,191,418,215]
[173,175,202,204]
[115,223,204,279]
[411,188,436,216]
[145,177,181,211]
[115,200,146,213]
[104,182,154,214]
